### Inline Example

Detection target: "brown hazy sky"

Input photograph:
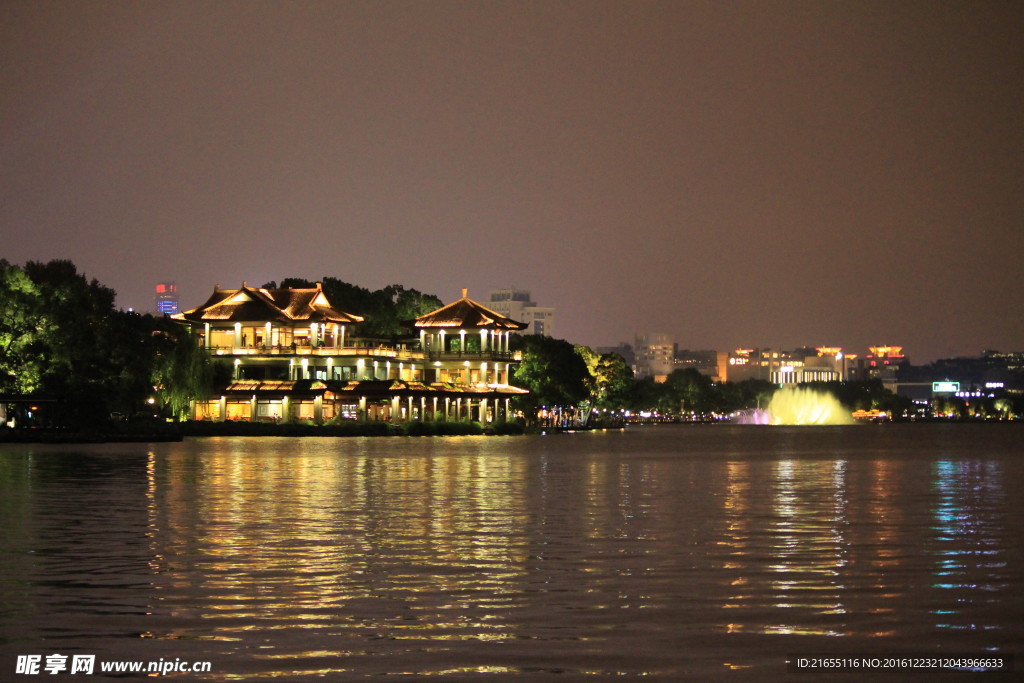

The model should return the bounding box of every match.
[3,1,1022,362]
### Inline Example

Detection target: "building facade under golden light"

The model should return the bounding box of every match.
[173,284,528,423]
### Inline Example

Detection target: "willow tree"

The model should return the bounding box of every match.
[1,259,214,426]
[150,318,214,420]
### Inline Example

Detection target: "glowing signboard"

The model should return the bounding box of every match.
[932,381,960,393]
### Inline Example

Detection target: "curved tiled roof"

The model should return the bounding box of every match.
[413,289,527,330]
[173,283,364,324]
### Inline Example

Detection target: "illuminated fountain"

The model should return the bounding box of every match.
[732,385,855,425]
[732,407,772,425]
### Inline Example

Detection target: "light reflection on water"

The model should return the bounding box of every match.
[1,425,1022,678]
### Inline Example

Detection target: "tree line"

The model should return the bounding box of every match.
[0,260,211,427]
[508,334,913,423]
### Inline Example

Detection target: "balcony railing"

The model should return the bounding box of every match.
[424,350,522,362]
[206,344,427,362]
[204,343,522,364]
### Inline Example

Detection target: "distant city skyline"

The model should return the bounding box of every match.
[162,272,1015,363]
[4,2,1021,363]
[132,275,1024,363]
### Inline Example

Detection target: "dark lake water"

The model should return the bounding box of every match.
[1,424,1022,679]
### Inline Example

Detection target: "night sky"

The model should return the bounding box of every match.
[3,1,1022,362]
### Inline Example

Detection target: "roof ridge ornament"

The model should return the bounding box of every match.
[412,289,528,330]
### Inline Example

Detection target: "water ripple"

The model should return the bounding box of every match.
[1,426,1022,677]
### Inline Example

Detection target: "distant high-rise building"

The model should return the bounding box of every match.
[635,333,675,382]
[675,349,720,378]
[855,345,906,388]
[721,346,849,384]
[155,282,179,315]
[488,289,555,337]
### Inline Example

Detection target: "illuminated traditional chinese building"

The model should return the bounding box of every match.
[172,284,527,423]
